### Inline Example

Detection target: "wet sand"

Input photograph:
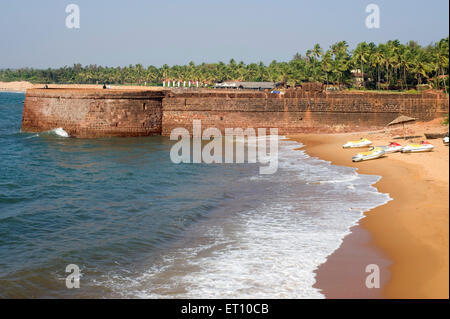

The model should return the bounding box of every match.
[289,127,449,299]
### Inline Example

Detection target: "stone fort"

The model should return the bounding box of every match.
[21,87,449,138]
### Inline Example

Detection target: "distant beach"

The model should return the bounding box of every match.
[0,81,164,92]
[289,118,449,298]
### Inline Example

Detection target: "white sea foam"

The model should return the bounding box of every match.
[23,128,69,138]
[51,128,70,137]
[25,133,39,139]
[101,137,391,298]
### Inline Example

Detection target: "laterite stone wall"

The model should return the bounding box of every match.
[161,90,449,135]
[21,88,449,138]
[22,89,164,138]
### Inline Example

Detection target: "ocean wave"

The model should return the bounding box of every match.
[314,174,360,184]
[99,138,391,299]
[47,128,70,137]
[24,128,70,139]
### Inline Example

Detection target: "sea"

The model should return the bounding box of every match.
[0,91,390,298]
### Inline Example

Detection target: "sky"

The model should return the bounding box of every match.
[0,0,448,69]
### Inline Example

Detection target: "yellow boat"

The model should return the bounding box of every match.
[401,141,435,153]
[352,147,385,162]
[343,138,372,148]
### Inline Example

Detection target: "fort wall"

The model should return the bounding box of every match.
[162,90,449,135]
[22,89,164,138]
[21,88,449,138]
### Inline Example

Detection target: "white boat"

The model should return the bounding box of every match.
[401,141,435,153]
[352,147,386,162]
[343,138,372,148]
[444,133,449,145]
[379,142,403,153]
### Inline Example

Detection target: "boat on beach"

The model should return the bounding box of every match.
[343,138,372,149]
[379,142,403,153]
[401,141,435,153]
[352,147,386,162]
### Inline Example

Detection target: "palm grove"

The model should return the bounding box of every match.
[1,38,448,92]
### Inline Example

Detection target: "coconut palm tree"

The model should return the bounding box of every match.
[373,47,385,90]
[352,42,370,88]
[331,41,350,88]
[321,50,333,87]
[411,52,432,85]
[434,37,449,93]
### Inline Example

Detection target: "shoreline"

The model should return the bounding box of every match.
[289,130,449,299]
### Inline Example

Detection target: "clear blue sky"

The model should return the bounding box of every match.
[0,0,448,68]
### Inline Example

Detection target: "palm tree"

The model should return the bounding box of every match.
[161,64,169,81]
[411,52,432,85]
[434,37,449,93]
[373,47,385,90]
[352,42,370,89]
[321,50,333,87]
[313,44,323,60]
[331,41,350,88]
[312,44,323,81]
[397,47,411,90]
[292,53,302,61]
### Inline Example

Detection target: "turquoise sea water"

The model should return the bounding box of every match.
[0,92,390,298]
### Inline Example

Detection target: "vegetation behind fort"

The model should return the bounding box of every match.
[1,38,448,92]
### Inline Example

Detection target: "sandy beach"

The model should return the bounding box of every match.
[289,119,449,299]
